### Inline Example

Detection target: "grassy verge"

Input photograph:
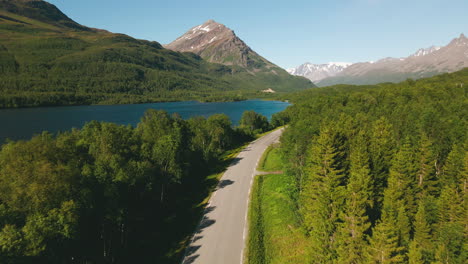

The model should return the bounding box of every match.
[247,174,309,264]
[246,144,309,264]
[258,144,282,172]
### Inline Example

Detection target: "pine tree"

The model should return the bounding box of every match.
[301,126,346,263]
[337,132,373,264]
[396,205,410,249]
[370,140,418,262]
[367,212,405,264]
[408,198,433,264]
[386,138,417,218]
[434,157,467,264]
[440,144,464,188]
[416,132,438,196]
[369,117,395,217]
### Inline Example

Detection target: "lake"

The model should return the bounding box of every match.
[0,100,290,143]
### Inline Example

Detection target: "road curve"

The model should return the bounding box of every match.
[182,128,284,264]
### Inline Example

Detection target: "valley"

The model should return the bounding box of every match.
[0,1,467,264]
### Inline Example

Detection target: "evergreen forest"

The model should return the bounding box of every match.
[277,68,467,263]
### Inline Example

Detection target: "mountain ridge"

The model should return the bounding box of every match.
[287,62,352,82]
[316,33,468,86]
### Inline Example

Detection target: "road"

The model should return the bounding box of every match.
[182,128,284,264]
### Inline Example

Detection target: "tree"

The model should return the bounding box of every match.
[239,110,269,134]
[369,117,395,218]
[408,198,433,264]
[415,132,438,196]
[385,138,417,219]
[440,144,465,188]
[337,132,373,264]
[434,181,466,264]
[367,215,405,264]
[301,126,346,263]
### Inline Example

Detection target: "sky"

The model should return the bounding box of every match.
[47,0,468,69]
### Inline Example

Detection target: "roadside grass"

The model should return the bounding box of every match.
[258,144,282,172]
[247,174,310,264]
[247,143,309,264]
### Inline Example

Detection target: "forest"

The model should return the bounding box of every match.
[0,0,313,108]
[0,109,275,263]
[276,68,467,263]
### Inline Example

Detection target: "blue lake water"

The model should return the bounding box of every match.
[0,100,290,143]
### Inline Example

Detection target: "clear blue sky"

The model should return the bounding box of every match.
[48,0,467,69]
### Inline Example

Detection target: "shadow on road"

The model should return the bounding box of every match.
[183,208,217,263]
[217,179,235,189]
[183,253,200,264]
[229,156,243,166]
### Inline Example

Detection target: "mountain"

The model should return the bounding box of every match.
[165,20,313,91]
[0,0,90,30]
[316,34,468,87]
[0,1,313,108]
[286,62,352,82]
[165,20,271,69]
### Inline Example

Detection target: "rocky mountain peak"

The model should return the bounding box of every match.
[165,20,276,69]
[449,33,468,46]
[409,45,441,57]
[165,20,237,54]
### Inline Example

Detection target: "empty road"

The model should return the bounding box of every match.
[182,128,284,264]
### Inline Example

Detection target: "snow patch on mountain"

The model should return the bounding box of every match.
[410,46,441,57]
[287,62,352,82]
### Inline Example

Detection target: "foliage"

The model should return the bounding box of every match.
[0,109,270,263]
[240,110,270,135]
[278,68,468,263]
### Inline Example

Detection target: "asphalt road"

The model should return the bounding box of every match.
[182,128,284,264]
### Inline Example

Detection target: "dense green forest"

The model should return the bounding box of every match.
[0,0,313,108]
[275,68,467,263]
[0,108,276,263]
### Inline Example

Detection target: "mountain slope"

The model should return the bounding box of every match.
[316,34,468,86]
[165,20,272,69]
[287,62,352,82]
[165,20,314,91]
[0,1,313,108]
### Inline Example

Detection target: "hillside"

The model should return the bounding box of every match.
[165,20,314,92]
[316,34,468,86]
[0,1,313,108]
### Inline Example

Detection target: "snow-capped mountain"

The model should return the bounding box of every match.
[409,46,441,57]
[287,62,352,82]
[316,33,468,86]
[165,19,274,69]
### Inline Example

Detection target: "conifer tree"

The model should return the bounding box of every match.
[434,169,466,264]
[337,132,373,264]
[416,132,438,196]
[408,198,433,264]
[301,126,346,263]
[440,144,465,188]
[386,138,417,218]
[367,213,405,264]
[369,117,395,215]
